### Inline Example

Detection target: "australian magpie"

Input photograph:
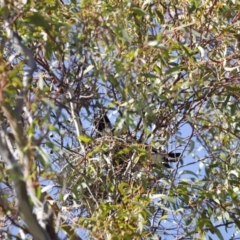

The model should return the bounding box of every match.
[94,113,113,137]
[94,113,181,168]
[151,148,181,168]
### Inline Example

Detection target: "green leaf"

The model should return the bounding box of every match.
[78,135,93,143]
[131,7,145,16]
[26,13,50,29]
[142,73,159,78]
[155,10,164,23]
[120,28,131,43]
[37,147,51,167]
[226,86,240,92]
[118,182,129,196]
[42,98,55,108]
[165,66,182,76]
[150,194,175,203]
[179,170,199,178]
[213,226,224,240]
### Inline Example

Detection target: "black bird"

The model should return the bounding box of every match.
[151,149,181,168]
[94,113,113,137]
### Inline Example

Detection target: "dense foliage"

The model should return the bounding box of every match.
[0,0,240,239]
